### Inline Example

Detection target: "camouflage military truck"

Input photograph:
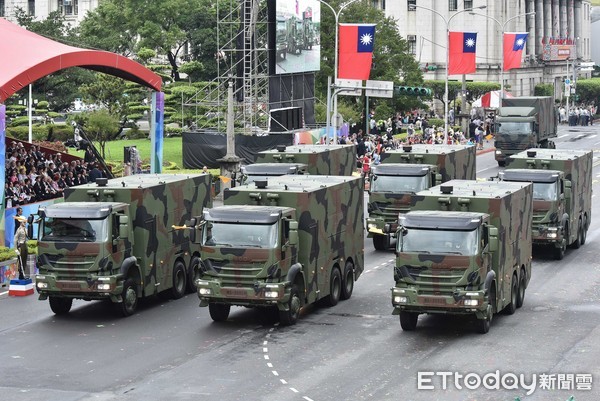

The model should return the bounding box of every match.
[367,144,476,250]
[276,15,288,60]
[254,144,356,176]
[240,163,308,184]
[499,148,592,260]
[34,174,212,316]
[193,175,364,325]
[494,96,558,166]
[392,180,533,334]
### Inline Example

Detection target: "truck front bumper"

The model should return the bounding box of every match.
[35,273,123,301]
[391,286,490,320]
[532,226,562,247]
[196,279,290,308]
[366,217,397,238]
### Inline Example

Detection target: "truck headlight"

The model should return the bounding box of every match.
[464,299,479,306]
[547,227,558,239]
[37,282,48,289]
[495,150,502,155]
[394,296,408,304]
[264,291,279,298]
[367,223,378,230]
[198,288,212,295]
[97,283,111,291]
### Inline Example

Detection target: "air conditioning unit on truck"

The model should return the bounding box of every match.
[193,175,364,325]
[254,144,356,176]
[494,96,558,166]
[499,148,593,260]
[392,180,533,334]
[34,174,212,316]
[366,144,476,250]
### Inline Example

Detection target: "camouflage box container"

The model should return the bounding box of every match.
[367,144,476,250]
[392,179,533,334]
[501,148,593,259]
[35,174,212,316]
[240,162,308,184]
[195,175,364,325]
[494,96,558,166]
[255,144,356,176]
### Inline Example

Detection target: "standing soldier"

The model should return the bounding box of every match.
[14,215,29,280]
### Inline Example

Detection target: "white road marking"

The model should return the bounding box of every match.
[558,134,569,138]
[304,397,315,401]
[290,388,299,393]
[267,363,273,368]
[263,347,268,353]
[264,355,269,360]
[272,371,279,376]
[280,379,287,385]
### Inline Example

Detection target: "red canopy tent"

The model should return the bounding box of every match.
[0,17,162,102]
[472,90,514,109]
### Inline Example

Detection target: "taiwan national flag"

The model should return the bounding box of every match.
[338,24,376,80]
[448,32,477,75]
[504,32,528,71]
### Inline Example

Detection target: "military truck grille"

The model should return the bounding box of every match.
[532,211,548,223]
[404,266,465,287]
[495,137,529,152]
[44,256,96,277]
[206,259,263,287]
[374,202,410,220]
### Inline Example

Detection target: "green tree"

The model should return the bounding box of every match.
[85,110,121,159]
[572,78,600,106]
[423,81,501,112]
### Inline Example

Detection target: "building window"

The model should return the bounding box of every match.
[464,0,473,9]
[0,0,4,17]
[407,36,417,56]
[408,0,416,11]
[449,0,458,11]
[59,0,79,16]
[371,0,385,10]
[28,0,35,16]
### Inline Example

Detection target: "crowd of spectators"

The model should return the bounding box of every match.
[4,140,105,208]
[559,105,596,126]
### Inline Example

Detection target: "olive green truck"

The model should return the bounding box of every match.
[193,175,364,325]
[34,174,212,316]
[500,148,593,260]
[367,144,476,250]
[392,180,533,334]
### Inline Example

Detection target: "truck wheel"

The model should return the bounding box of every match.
[372,234,389,251]
[399,311,418,331]
[187,256,201,293]
[581,215,588,245]
[504,274,518,315]
[517,268,526,308]
[209,303,230,322]
[497,160,506,167]
[171,261,187,299]
[49,297,72,315]
[571,218,583,249]
[324,267,341,307]
[478,286,495,334]
[118,278,138,317]
[279,284,301,326]
[553,239,566,260]
[341,261,354,300]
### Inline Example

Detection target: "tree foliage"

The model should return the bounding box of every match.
[573,78,600,106]
[84,110,121,159]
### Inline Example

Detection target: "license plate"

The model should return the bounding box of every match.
[221,288,248,297]
[419,296,447,305]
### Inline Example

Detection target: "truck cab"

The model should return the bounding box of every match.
[276,15,288,60]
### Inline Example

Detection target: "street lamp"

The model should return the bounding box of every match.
[409,4,487,143]
[319,0,360,144]
[469,11,535,97]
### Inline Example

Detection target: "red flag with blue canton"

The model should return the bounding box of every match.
[338,24,376,80]
[448,32,477,75]
[504,32,528,71]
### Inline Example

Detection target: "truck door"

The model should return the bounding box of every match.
[111,213,127,268]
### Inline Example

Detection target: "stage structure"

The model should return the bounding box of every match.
[185,0,317,135]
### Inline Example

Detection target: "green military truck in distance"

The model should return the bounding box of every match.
[194,175,364,325]
[255,144,357,176]
[392,180,533,334]
[494,96,558,166]
[34,174,212,316]
[367,144,476,250]
[500,148,593,260]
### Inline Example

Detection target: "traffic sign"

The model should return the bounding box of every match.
[365,80,394,98]
[565,78,570,85]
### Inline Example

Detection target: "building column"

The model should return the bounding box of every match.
[568,0,575,40]
[560,0,568,38]
[536,0,544,54]
[552,0,560,38]
[544,0,552,42]
[574,0,582,58]
[527,0,536,56]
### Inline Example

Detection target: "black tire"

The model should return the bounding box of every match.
[571,218,583,249]
[553,238,566,260]
[581,215,588,245]
[372,234,389,251]
[504,274,518,315]
[497,160,506,167]
[187,256,201,293]
[324,267,342,307]
[341,261,354,300]
[478,286,495,334]
[279,284,301,326]
[118,278,138,317]
[399,311,418,331]
[517,268,526,308]
[170,261,187,299]
[49,297,72,315]
[209,303,230,322]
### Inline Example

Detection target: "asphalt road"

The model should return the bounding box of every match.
[1,124,599,401]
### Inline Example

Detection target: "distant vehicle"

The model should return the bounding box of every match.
[276,15,288,60]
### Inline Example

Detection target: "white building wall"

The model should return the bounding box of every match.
[2,0,99,26]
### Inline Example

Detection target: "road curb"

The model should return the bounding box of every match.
[477,147,495,156]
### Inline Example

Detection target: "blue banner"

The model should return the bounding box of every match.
[150,91,165,173]
[0,105,5,246]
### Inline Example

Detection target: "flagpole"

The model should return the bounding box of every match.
[318,0,360,145]
[469,11,535,100]
[409,4,486,143]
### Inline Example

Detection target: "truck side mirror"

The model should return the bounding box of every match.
[434,173,442,186]
[187,217,197,243]
[488,226,499,253]
[564,180,571,200]
[288,220,298,246]
[118,215,129,239]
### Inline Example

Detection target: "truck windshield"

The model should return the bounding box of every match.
[277,21,286,34]
[532,181,558,201]
[203,221,278,248]
[497,122,532,134]
[399,228,479,256]
[41,217,108,243]
[371,175,429,193]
